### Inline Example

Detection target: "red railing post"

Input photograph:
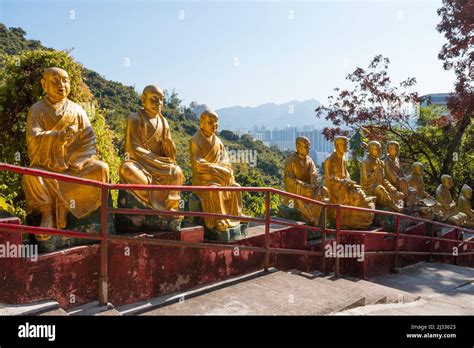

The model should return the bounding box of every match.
[321,206,327,275]
[429,223,435,262]
[394,215,401,272]
[99,186,109,306]
[335,205,341,277]
[454,228,459,266]
[264,190,270,272]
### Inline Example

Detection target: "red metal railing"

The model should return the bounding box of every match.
[0,163,473,305]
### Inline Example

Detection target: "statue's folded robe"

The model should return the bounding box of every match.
[22,98,109,228]
[190,129,242,230]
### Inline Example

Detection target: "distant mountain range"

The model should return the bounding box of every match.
[216,99,332,130]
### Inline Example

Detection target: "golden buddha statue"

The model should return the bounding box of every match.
[407,162,432,200]
[435,175,467,226]
[457,184,474,228]
[360,141,404,212]
[119,85,184,212]
[406,162,439,219]
[189,110,243,232]
[284,136,329,225]
[22,67,109,241]
[324,136,374,228]
[384,141,409,197]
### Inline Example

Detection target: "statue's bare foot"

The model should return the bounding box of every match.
[37,213,55,242]
[215,220,228,232]
[40,213,55,229]
[390,202,403,213]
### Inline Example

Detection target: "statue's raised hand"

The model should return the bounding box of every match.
[60,124,78,143]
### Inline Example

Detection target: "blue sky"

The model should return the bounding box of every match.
[1,0,454,109]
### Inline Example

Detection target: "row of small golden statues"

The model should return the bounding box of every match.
[21,68,473,248]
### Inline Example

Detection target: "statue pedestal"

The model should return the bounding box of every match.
[188,193,248,243]
[24,193,115,253]
[204,224,248,243]
[115,190,182,234]
[278,204,305,222]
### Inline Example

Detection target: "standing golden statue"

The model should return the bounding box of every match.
[435,175,467,226]
[324,136,374,229]
[22,67,109,247]
[190,110,243,233]
[119,85,184,213]
[384,141,409,197]
[457,184,474,228]
[360,141,404,212]
[284,137,329,225]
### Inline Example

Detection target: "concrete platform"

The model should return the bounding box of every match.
[337,262,474,315]
[137,268,415,315]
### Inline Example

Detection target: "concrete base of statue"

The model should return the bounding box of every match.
[188,193,248,243]
[26,193,115,253]
[327,205,375,230]
[203,223,249,243]
[115,190,182,234]
[372,205,418,233]
[277,204,322,240]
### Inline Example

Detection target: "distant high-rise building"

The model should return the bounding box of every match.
[248,125,333,165]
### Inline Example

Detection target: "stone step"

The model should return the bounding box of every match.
[39,308,69,316]
[290,270,417,305]
[0,300,60,316]
[67,301,116,316]
[288,270,385,305]
[94,309,122,316]
[139,269,366,315]
[372,261,474,296]
[335,263,474,315]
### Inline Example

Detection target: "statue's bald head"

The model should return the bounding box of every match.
[43,67,69,79]
[296,136,310,147]
[140,84,164,116]
[41,67,70,103]
[461,184,472,199]
[295,136,311,158]
[142,85,164,99]
[334,136,348,145]
[412,162,424,175]
[200,109,219,123]
[368,140,382,158]
[199,109,219,137]
[441,174,453,187]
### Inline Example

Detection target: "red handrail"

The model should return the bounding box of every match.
[1,162,473,305]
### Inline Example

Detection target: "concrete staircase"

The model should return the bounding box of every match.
[337,262,474,315]
[2,262,471,316]
[134,269,417,315]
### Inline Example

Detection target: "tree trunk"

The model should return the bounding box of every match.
[440,110,473,176]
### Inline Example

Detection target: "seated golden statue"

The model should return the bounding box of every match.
[189,110,243,232]
[119,85,184,212]
[407,162,432,200]
[22,67,109,241]
[435,175,467,226]
[406,162,440,219]
[457,184,474,228]
[384,141,409,197]
[360,141,404,212]
[324,136,374,229]
[284,136,329,225]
